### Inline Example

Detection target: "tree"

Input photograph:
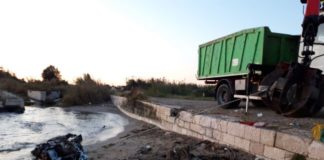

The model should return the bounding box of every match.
[75,73,96,85]
[42,65,61,81]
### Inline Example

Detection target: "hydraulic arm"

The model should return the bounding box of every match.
[260,0,324,117]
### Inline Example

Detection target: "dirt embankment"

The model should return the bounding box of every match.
[86,121,255,160]
[82,102,255,160]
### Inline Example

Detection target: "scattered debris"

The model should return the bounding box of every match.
[291,153,306,160]
[240,121,255,126]
[289,122,300,128]
[239,121,266,128]
[170,108,182,117]
[257,113,263,117]
[31,133,87,160]
[164,131,171,136]
[166,141,251,160]
[312,124,324,142]
[138,145,152,154]
[253,122,266,128]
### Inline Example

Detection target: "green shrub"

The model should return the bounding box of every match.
[61,74,111,106]
[125,78,214,99]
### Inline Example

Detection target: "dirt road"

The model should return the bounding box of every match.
[150,97,324,138]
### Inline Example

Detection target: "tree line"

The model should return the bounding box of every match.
[0,65,111,106]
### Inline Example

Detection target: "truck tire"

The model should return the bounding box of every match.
[251,100,265,107]
[216,84,240,108]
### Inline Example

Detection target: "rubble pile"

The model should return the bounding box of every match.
[31,133,87,160]
[167,141,249,160]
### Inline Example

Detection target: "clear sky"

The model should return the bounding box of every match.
[0,0,304,85]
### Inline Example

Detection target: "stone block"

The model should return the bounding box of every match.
[227,122,245,138]
[212,129,223,141]
[179,111,193,122]
[205,128,213,138]
[190,123,205,135]
[234,136,250,152]
[184,122,190,129]
[180,128,187,135]
[185,129,195,137]
[222,134,235,146]
[249,142,264,155]
[177,119,185,127]
[260,129,276,146]
[162,121,173,131]
[211,118,221,130]
[195,134,203,139]
[156,112,165,120]
[172,125,183,133]
[219,120,228,132]
[193,115,202,124]
[158,114,167,121]
[199,116,212,128]
[165,116,176,123]
[275,132,311,155]
[160,107,171,116]
[264,146,293,160]
[244,125,261,142]
[308,140,324,160]
[203,136,217,143]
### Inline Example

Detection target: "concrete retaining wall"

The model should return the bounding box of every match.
[111,96,324,160]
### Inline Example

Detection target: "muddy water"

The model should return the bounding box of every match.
[0,106,128,160]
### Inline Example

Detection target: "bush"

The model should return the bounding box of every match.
[61,74,111,106]
[125,78,214,99]
[27,79,68,91]
[0,79,27,98]
[0,69,27,98]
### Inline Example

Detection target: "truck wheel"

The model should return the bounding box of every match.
[252,100,265,107]
[216,84,240,108]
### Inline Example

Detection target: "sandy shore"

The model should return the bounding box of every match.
[64,103,255,160]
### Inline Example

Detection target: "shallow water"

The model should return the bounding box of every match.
[0,106,128,160]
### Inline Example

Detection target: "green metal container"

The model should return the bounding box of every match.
[198,27,300,80]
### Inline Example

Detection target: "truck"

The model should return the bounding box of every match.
[198,0,324,117]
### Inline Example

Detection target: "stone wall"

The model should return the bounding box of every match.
[111,96,324,160]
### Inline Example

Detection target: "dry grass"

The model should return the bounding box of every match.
[125,78,214,99]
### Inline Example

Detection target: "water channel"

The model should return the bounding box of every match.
[0,106,128,160]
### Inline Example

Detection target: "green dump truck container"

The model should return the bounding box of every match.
[198,27,300,80]
[197,27,300,108]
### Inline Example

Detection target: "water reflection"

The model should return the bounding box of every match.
[0,106,128,160]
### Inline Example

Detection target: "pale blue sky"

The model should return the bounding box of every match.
[0,0,304,85]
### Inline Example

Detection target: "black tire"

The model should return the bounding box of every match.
[215,84,240,109]
[251,100,265,107]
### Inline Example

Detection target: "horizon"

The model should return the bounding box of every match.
[0,1,304,85]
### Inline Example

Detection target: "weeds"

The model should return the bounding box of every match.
[125,78,214,99]
[61,74,111,106]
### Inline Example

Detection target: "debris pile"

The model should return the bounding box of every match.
[166,141,250,160]
[31,133,87,160]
